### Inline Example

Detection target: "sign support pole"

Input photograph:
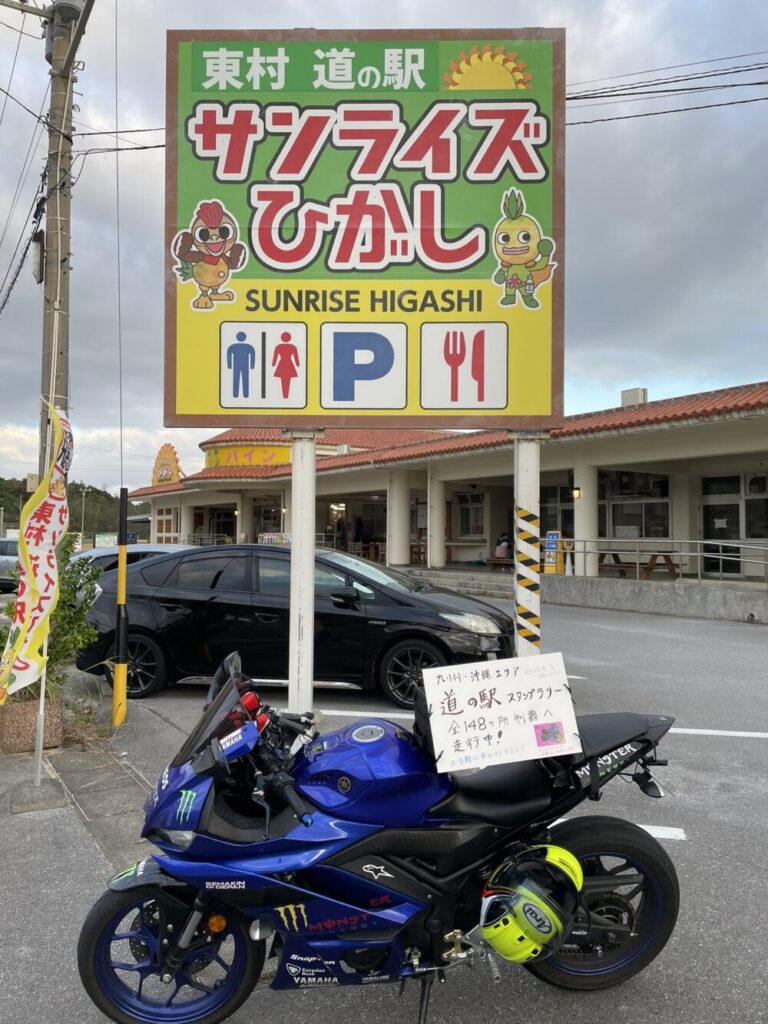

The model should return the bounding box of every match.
[286,430,320,713]
[513,435,543,656]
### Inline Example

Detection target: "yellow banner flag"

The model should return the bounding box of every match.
[0,408,73,704]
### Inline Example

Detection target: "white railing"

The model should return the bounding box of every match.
[568,538,768,586]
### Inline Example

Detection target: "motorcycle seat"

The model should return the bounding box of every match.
[566,712,654,763]
[430,758,553,828]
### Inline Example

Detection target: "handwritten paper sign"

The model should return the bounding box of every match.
[421,652,581,774]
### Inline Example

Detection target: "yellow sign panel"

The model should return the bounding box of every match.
[151,444,184,486]
[165,30,564,429]
[205,444,291,469]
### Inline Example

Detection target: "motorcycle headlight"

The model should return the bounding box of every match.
[439,612,501,636]
[150,829,196,851]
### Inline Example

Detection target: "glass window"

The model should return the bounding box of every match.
[459,504,484,536]
[746,499,768,538]
[702,476,741,496]
[315,565,346,597]
[258,556,291,597]
[540,506,558,535]
[644,502,670,538]
[91,555,118,571]
[177,555,246,591]
[215,556,249,592]
[612,502,643,539]
[598,504,607,538]
[141,557,181,588]
[540,485,559,504]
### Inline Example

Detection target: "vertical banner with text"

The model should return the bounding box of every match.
[165,29,564,429]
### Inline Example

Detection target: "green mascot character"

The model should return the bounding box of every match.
[492,189,556,309]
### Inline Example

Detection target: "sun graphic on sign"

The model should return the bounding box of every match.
[442,44,533,90]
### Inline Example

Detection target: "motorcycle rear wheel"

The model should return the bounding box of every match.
[78,886,264,1024]
[525,816,679,991]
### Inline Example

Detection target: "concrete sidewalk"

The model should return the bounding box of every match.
[0,752,132,1024]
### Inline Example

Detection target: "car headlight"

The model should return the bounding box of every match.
[439,612,501,636]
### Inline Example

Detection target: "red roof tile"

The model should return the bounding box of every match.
[202,427,455,450]
[129,381,768,498]
[552,380,768,438]
[128,481,186,499]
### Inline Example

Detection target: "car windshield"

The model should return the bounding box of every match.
[170,679,249,768]
[320,550,421,592]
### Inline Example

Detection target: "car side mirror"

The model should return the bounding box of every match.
[331,586,360,607]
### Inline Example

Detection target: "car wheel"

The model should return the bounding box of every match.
[378,638,447,710]
[106,634,166,699]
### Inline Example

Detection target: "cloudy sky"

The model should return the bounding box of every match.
[0,0,766,491]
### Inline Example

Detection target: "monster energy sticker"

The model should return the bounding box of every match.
[177,789,198,823]
[275,903,309,931]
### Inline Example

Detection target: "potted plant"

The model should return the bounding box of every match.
[0,534,103,754]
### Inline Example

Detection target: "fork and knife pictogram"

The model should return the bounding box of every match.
[443,329,485,403]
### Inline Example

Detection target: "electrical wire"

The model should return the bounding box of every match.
[566,93,768,126]
[0,9,25,130]
[566,48,768,87]
[0,16,41,39]
[0,81,49,257]
[568,61,768,99]
[0,84,70,140]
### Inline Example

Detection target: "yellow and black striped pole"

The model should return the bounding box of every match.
[112,487,128,726]
[513,437,542,656]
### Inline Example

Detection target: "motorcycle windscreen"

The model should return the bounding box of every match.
[169,679,249,768]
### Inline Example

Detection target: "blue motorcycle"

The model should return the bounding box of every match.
[78,653,679,1024]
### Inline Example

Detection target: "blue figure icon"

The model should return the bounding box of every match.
[227,331,255,399]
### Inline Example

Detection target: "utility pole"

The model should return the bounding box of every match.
[0,0,94,478]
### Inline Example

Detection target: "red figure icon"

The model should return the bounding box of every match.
[272,331,300,399]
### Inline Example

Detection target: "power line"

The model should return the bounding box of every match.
[568,61,768,100]
[0,84,48,257]
[0,16,41,39]
[0,10,25,130]
[75,125,164,137]
[566,93,768,126]
[566,48,768,87]
[568,78,768,102]
[0,83,72,140]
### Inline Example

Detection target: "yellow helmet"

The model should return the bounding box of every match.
[480,845,583,964]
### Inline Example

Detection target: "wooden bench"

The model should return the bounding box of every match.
[598,551,679,580]
[487,558,514,572]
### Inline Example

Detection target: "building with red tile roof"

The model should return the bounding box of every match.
[130,381,768,576]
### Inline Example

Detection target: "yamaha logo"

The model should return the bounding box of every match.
[523,903,553,934]
[338,776,352,794]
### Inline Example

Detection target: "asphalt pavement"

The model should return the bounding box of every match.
[3,601,768,1024]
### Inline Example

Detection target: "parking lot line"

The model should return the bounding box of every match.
[637,824,687,841]
[670,727,768,739]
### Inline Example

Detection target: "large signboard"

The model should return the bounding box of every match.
[165,29,564,428]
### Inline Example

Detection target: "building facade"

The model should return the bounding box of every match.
[130,381,768,580]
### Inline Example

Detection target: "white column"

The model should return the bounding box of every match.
[670,471,691,574]
[572,463,599,576]
[234,493,251,543]
[282,487,292,536]
[178,504,194,545]
[427,471,445,568]
[149,502,158,543]
[288,433,317,713]
[387,470,410,565]
[514,437,541,656]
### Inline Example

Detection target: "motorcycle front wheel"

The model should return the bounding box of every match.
[77,886,264,1024]
[526,816,680,991]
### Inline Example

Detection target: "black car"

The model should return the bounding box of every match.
[77,545,515,708]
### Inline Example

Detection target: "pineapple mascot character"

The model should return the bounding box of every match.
[172,200,247,310]
[492,189,555,309]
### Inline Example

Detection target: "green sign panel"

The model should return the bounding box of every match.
[165,29,564,428]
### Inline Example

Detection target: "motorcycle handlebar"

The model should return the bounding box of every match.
[268,771,313,827]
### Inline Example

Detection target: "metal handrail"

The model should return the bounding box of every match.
[568,537,768,586]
